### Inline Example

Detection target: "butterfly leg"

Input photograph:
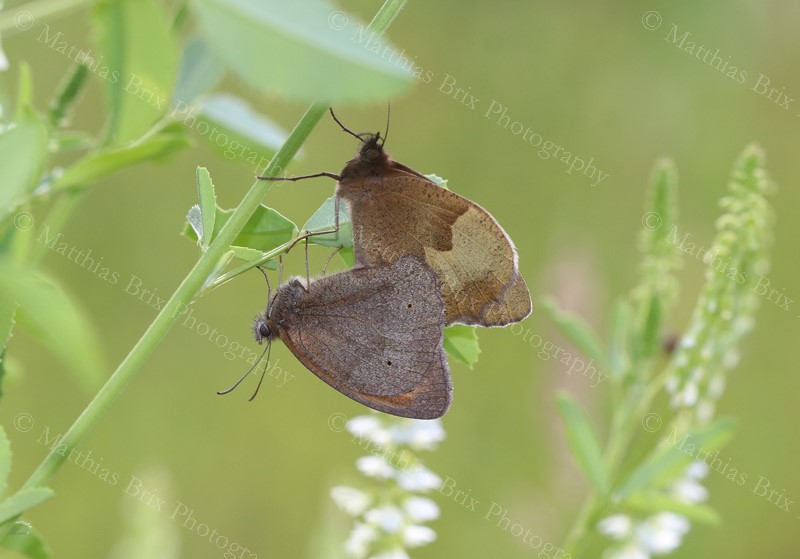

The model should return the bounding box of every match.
[257,171,342,182]
[321,247,342,276]
[283,194,342,254]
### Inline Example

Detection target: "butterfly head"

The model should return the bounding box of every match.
[356,132,389,164]
[252,318,272,344]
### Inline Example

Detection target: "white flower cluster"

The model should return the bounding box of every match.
[598,462,708,559]
[331,415,445,559]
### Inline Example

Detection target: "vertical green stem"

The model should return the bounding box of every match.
[561,367,672,557]
[20,0,409,491]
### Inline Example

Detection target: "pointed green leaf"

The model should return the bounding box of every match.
[339,246,355,267]
[228,247,277,270]
[0,523,52,559]
[195,167,216,248]
[52,123,190,191]
[196,94,289,156]
[183,204,297,253]
[0,303,17,403]
[556,393,610,495]
[0,265,105,391]
[638,294,663,361]
[172,35,224,106]
[542,297,610,372]
[0,106,48,222]
[203,250,236,291]
[190,0,413,102]
[616,418,737,499]
[48,63,90,128]
[608,299,630,379]
[232,206,297,252]
[302,196,352,248]
[0,488,54,525]
[625,492,721,525]
[93,0,179,144]
[0,427,10,500]
[443,325,480,366]
[50,131,94,152]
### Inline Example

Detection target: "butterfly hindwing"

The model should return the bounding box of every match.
[273,256,452,419]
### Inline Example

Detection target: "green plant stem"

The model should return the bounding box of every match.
[22,104,327,490]
[0,0,96,36]
[28,191,82,266]
[18,0,408,492]
[204,239,294,293]
[561,365,672,557]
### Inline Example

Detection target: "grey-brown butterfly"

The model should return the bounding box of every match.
[224,255,452,419]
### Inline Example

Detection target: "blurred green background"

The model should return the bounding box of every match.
[2,0,799,557]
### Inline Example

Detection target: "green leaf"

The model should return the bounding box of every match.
[0,107,48,222]
[0,265,105,391]
[541,297,610,373]
[0,427,10,500]
[425,174,449,190]
[608,299,630,379]
[195,167,216,248]
[0,523,53,559]
[203,250,236,291]
[50,131,94,152]
[625,492,721,525]
[616,418,737,499]
[443,325,480,366]
[556,393,610,495]
[190,0,413,102]
[52,123,190,191]
[196,94,289,157]
[639,293,663,360]
[183,204,297,254]
[634,158,681,311]
[0,303,17,403]
[302,196,352,248]
[48,63,90,128]
[171,35,224,106]
[339,246,355,267]
[0,488,54,525]
[93,0,179,144]
[229,247,277,270]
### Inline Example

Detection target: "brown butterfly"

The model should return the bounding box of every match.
[221,255,452,419]
[261,109,532,327]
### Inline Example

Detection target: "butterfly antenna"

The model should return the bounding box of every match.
[217,342,269,395]
[248,341,272,401]
[256,265,271,308]
[304,237,310,288]
[329,108,366,144]
[381,101,391,147]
